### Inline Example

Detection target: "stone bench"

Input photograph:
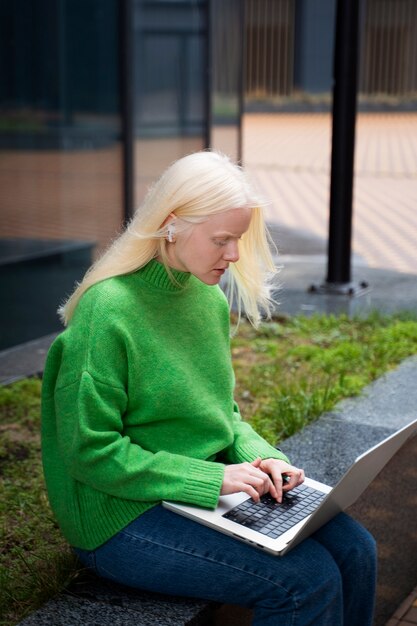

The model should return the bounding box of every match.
[18,573,217,626]
[16,355,417,626]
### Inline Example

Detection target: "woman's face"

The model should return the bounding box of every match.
[166,207,252,285]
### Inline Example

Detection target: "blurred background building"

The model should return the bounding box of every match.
[1,0,416,349]
[245,0,417,108]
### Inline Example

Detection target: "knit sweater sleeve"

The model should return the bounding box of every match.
[222,402,290,465]
[53,370,224,509]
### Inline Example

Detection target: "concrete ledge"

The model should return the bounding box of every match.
[0,238,93,351]
[0,333,57,385]
[282,355,417,626]
[18,573,215,626]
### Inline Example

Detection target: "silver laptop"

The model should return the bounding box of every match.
[163,418,417,556]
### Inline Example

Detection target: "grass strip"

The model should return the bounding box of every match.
[233,312,417,443]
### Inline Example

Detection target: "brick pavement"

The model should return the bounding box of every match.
[243,112,417,275]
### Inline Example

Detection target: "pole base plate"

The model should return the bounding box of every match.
[308,280,370,297]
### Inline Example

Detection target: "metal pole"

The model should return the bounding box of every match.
[205,0,212,150]
[326,0,360,288]
[120,0,135,223]
[237,0,245,164]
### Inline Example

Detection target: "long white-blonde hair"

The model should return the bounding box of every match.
[59,150,278,327]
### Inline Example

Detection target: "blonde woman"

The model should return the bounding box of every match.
[42,151,376,625]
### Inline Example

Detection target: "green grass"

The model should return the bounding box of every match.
[233,312,417,443]
[233,314,417,444]
[1,312,417,625]
[0,379,79,626]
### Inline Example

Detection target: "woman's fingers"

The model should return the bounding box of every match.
[250,458,278,497]
[244,465,272,499]
[220,460,305,503]
[283,468,305,491]
[221,462,274,501]
[258,459,305,502]
[237,482,261,502]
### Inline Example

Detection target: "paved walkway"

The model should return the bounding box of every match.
[387,586,417,625]
[243,112,417,275]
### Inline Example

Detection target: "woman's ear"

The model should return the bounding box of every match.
[160,212,176,228]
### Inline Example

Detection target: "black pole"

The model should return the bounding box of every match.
[120,0,135,223]
[326,0,360,286]
[237,0,245,165]
[205,0,213,150]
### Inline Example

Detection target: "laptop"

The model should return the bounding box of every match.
[163,418,417,556]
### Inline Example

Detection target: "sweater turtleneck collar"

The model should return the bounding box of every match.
[138,258,192,292]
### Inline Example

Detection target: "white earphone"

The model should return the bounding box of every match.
[167,222,176,243]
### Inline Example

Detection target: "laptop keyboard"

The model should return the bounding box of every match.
[222,484,327,539]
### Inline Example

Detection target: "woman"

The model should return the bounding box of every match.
[42,151,376,625]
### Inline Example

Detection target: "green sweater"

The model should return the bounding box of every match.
[41,260,289,550]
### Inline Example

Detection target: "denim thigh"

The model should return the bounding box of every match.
[74,506,376,626]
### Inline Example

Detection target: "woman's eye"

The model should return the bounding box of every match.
[213,239,228,247]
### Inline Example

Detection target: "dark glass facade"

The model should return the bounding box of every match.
[0,0,123,252]
[133,0,208,206]
[210,0,244,162]
[0,0,244,350]
[0,0,124,349]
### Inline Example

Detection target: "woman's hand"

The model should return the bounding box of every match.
[220,458,305,503]
[256,457,305,502]
[220,461,276,502]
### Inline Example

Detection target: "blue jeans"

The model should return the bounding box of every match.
[74,506,376,626]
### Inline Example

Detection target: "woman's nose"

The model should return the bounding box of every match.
[223,241,239,263]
